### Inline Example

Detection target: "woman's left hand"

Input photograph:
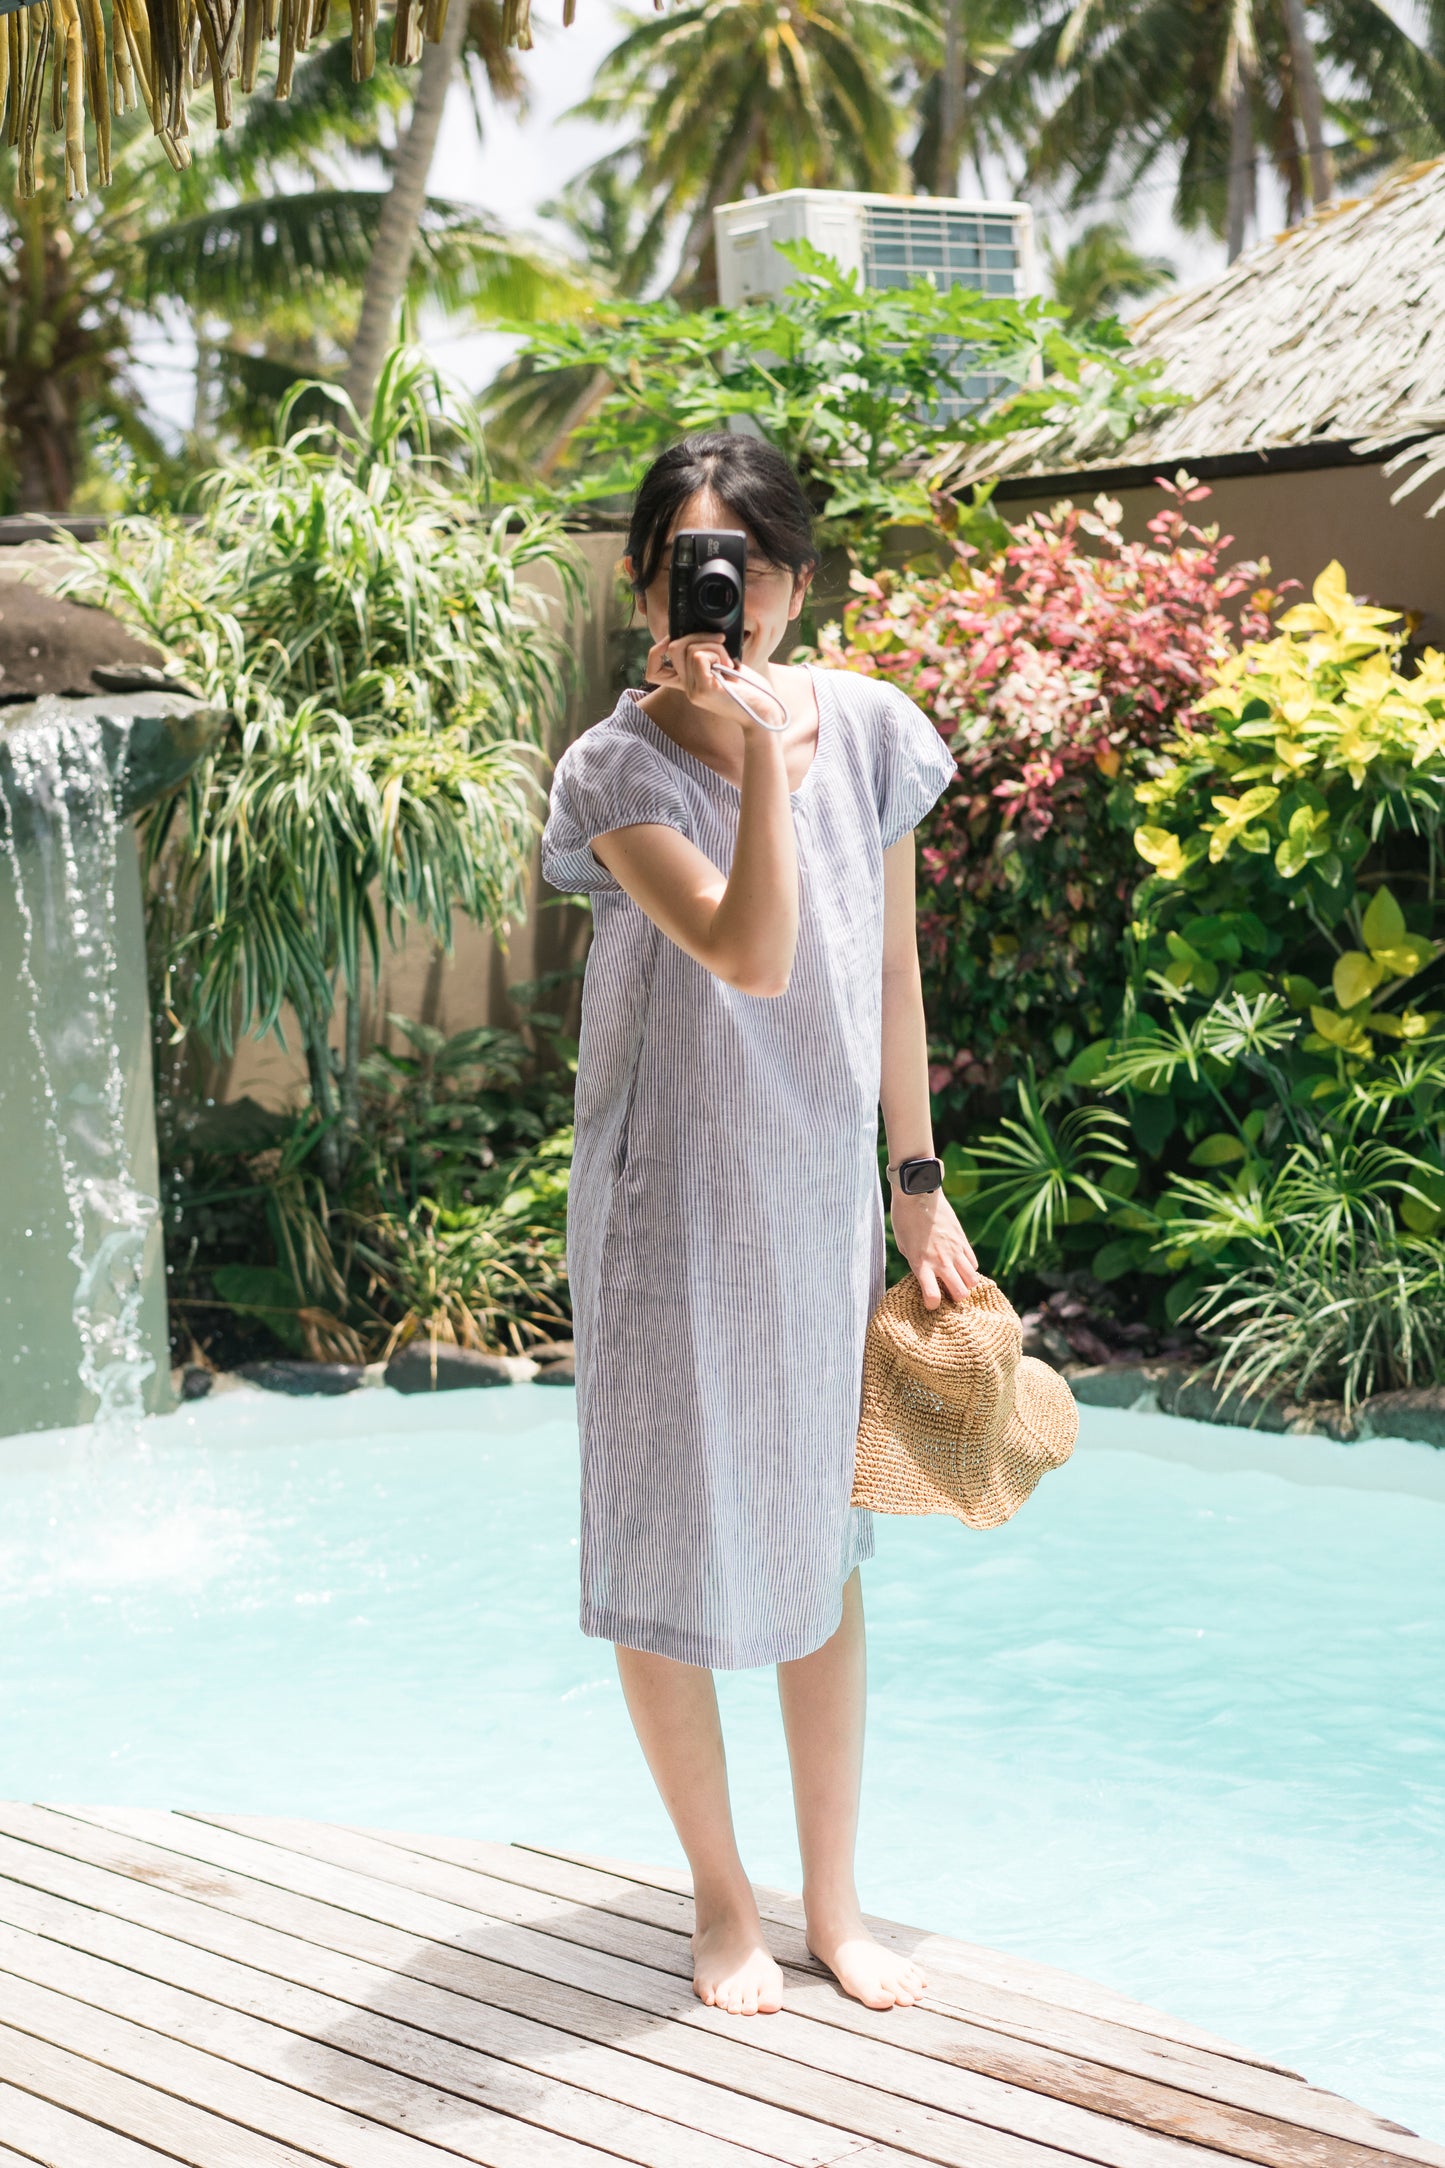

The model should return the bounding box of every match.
[890,1189,982,1307]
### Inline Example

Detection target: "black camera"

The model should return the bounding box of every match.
[668,529,747,663]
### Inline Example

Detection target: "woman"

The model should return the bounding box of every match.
[542,432,978,2019]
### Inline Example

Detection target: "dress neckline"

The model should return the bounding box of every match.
[625,664,829,806]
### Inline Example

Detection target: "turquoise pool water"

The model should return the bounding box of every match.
[1,1385,1442,2139]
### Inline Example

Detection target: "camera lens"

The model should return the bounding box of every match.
[695,564,742,622]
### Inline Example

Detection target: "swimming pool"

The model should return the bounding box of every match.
[1,1385,1442,2141]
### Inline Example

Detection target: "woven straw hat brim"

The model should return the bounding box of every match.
[851,1275,1078,1528]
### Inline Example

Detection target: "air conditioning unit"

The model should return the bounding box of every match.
[714,188,1036,416]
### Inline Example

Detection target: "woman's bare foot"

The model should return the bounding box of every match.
[807,1911,928,2010]
[692,1903,786,2015]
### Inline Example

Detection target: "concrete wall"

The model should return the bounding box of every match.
[997,459,1445,644]
[211,531,629,1110]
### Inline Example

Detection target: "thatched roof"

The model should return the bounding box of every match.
[945,158,1445,512]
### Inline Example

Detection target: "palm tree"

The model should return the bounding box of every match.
[993,0,1445,248]
[1044,218,1173,325]
[343,0,529,415]
[573,0,923,300]
[0,30,580,509]
[907,0,1029,195]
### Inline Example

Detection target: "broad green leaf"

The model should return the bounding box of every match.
[1187,1133,1247,1167]
[1135,826,1185,879]
[1309,1005,1374,1056]
[1401,1192,1444,1234]
[1090,1239,1141,1283]
[1367,1008,1439,1039]
[1332,950,1384,1009]
[1371,935,1434,979]
[942,1143,979,1199]
[1130,1093,1176,1157]
[1362,884,1406,952]
[1065,1039,1114,1086]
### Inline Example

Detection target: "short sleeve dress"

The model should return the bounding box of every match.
[541,668,957,1669]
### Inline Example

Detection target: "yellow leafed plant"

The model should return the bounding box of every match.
[1130,559,1445,1065]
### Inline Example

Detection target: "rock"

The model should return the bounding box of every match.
[1169,1374,1294,1433]
[530,1340,575,1363]
[1353,1386,1445,1448]
[236,1360,366,1397]
[1065,1362,1190,1413]
[180,1366,213,1402]
[535,1356,576,1385]
[1287,1400,1359,1442]
[0,579,168,705]
[385,1343,538,1394]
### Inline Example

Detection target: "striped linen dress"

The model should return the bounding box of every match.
[541,667,957,1669]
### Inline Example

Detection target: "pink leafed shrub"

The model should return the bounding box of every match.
[819,481,1273,1120]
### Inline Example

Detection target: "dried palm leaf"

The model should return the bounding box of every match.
[0,0,577,198]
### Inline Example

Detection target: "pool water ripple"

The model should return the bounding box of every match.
[0,1386,1440,2139]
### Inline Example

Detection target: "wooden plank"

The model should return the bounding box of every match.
[0,2038,327,2168]
[0,2090,186,2167]
[176,1815,1441,2168]
[0,1840,854,2168]
[0,1883,791,2168]
[0,1967,609,2168]
[0,1816,1022,2168]
[522,1849,1287,2077]
[42,1806,1378,2168]
[342,1831,1390,2146]
[0,1810,1075,2168]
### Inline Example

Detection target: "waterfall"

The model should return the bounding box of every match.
[0,700,159,1427]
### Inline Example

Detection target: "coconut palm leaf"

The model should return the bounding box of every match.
[574,0,923,296]
[139,188,583,319]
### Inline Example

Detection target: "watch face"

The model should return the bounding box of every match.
[901,1159,943,1195]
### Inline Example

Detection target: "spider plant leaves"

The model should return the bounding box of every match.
[62,345,576,1070]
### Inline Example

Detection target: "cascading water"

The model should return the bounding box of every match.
[0,703,157,1427]
[0,687,224,1439]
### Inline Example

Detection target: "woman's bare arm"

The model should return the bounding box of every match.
[880,834,980,1304]
[590,637,800,997]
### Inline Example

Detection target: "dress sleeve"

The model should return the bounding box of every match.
[875,684,958,850]
[541,727,694,894]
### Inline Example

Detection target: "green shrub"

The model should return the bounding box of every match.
[962,560,1445,1401]
[821,482,1270,1123]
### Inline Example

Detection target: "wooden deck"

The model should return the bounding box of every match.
[0,1807,1437,2168]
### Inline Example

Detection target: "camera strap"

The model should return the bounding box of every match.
[713,664,790,734]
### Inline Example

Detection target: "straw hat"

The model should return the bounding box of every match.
[852,1274,1077,1528]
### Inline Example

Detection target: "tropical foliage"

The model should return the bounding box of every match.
[0,28,580,509]
[821,480,1271,1115]
[894,544,1445,1411]
[510,244,1169,563]
[569,0,915,299]
[166,997,577,1366]
[992,0,1445,240]
[65,350,577,1197]
[1044,219,1174,329]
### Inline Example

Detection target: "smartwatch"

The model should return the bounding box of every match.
[890,1156,944,1196]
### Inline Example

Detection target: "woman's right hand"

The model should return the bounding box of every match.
[645,634,785,733]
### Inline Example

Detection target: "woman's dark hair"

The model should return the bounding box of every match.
[626,432,818,597]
